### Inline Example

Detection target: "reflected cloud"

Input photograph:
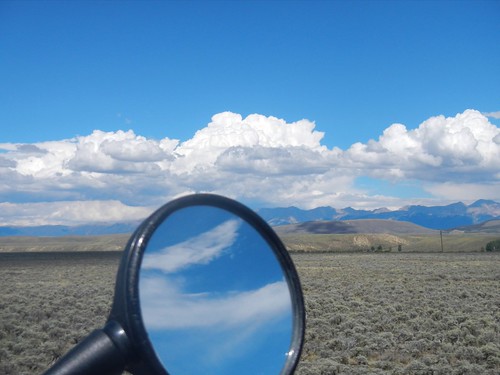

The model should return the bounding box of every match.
[141,219,240,273]
[141,277,290,330]
[138,207,293,374]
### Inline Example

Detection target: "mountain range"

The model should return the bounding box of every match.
[0,200,499,237]
[257,199,500,230]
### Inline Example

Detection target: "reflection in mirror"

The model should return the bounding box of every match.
[139,206,293,375]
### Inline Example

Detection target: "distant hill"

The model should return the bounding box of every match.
[258,199,500,230]
[0,222,139,237]
[274,219,437,235]
[1,200,499,237]
[274,219,499,253]
[449,219,500,234]
[0,234,130,252]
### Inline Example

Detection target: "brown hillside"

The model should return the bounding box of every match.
[274,219,437,235]
[450,219,500,233]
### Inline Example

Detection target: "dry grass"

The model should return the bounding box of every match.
[0,235,129,252]
[280,233,499,253]
[0,252,119,374]
[293,252,500,374]
[1,250,499,374]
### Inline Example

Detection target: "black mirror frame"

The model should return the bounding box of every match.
[109,193,305,375]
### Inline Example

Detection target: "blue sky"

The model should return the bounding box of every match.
[140,207,292,374]
[0,1,499,225]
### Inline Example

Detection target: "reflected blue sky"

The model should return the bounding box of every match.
[139,206,293,374]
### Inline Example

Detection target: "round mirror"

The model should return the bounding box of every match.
[130,194,304,374]
[42,194,304,375]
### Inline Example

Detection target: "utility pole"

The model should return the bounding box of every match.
[440,230,444,252]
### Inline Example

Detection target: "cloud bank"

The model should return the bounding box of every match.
[0,109,499,225]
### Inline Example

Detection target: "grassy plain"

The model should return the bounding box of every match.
[280,233,499,253]
[294,252,500,374]
[0,234,129,252]
[1,230,497,254]
[1,248,499,374]
[0,251,119,374]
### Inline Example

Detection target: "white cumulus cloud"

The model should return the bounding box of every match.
[170,112,326,174]
[0,109,499,225]
[345,109,500,182]
[0,200,152,226]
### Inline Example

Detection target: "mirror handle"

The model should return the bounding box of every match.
[42,321,130,375]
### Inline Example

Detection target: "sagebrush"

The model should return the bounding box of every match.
[1,251,499,374]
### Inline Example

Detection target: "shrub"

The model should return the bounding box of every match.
[485,239,500,252]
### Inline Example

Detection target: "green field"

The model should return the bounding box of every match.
[1,249,499,374]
